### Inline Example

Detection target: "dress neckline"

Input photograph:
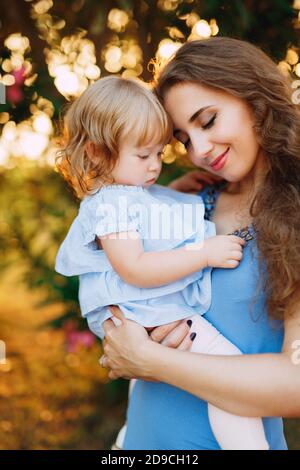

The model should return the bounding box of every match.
[96,184,146,193]
[202,181,255,243]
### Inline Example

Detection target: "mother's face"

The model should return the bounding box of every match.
[163,82,262,182]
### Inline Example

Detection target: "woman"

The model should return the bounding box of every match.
[101,37,300,450]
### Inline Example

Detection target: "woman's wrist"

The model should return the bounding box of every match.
[142,340,166,380]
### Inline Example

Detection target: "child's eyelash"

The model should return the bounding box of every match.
[137,152,163,159]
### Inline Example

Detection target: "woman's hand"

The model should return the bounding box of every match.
[168,170,224,194]
[100,307,194,381]
[100,306,158,381]
[148,318,194,349]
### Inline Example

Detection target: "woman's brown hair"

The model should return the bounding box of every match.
[155,37,300,320]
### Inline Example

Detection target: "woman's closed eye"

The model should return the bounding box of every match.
[175,113,217,149]
[202,113,217,130]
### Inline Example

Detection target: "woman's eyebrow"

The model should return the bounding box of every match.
[173,105,215,135]
[189,105,214,123]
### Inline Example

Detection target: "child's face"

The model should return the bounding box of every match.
[111,138,164,187]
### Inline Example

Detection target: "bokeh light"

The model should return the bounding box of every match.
[107,8,130,33]
[45,33,101,98]
[103,40,143,78]
[158,0,182,11]
[0,95,54,167]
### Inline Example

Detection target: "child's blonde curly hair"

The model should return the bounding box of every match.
[56,76,172,199]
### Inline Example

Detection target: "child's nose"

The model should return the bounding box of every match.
[149,159,161,172]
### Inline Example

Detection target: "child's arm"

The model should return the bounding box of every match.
[98,232,245,289]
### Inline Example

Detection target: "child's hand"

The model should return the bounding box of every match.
[168,170,224,194]
[203,235,246,269]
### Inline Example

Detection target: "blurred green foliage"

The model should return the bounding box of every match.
[0,165,80,326]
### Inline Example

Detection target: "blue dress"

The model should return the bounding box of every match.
[55,184,215,339]
[123,184,288,450]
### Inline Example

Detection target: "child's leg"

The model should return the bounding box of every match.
[188,314,269,450]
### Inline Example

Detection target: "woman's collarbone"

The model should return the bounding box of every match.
[211,206,252,235]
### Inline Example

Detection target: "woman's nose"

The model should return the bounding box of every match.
[190,135,214,163]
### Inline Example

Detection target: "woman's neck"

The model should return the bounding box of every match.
[225,150,268,202]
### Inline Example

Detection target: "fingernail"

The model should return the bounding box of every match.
[187,319,193,327]
[190,332,197,341]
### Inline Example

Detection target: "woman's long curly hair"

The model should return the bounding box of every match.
[155,37,300,320]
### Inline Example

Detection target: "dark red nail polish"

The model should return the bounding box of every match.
[190,332,197,341]
[187,319,193,327]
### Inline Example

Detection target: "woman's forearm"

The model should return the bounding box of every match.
[145,343,300,417]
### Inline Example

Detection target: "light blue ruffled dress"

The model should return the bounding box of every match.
[55,184,215,338]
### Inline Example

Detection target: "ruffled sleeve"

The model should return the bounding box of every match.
[55,186,145,277]
[81,185,143,247]
[55,215,113,276]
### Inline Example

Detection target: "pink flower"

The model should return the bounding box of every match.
[13,67,26,86]
[7,66,26,104]
[7,86,24,104]
[63,320,96,352]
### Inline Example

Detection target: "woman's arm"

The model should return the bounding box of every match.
[102,304,300,418]
[168,170,223,194]
[99,232,244,288]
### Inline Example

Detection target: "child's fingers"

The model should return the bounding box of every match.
[229,250,243,260]
[228,235,246,246]
[225,259,240,268]
[230,243,244,253]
